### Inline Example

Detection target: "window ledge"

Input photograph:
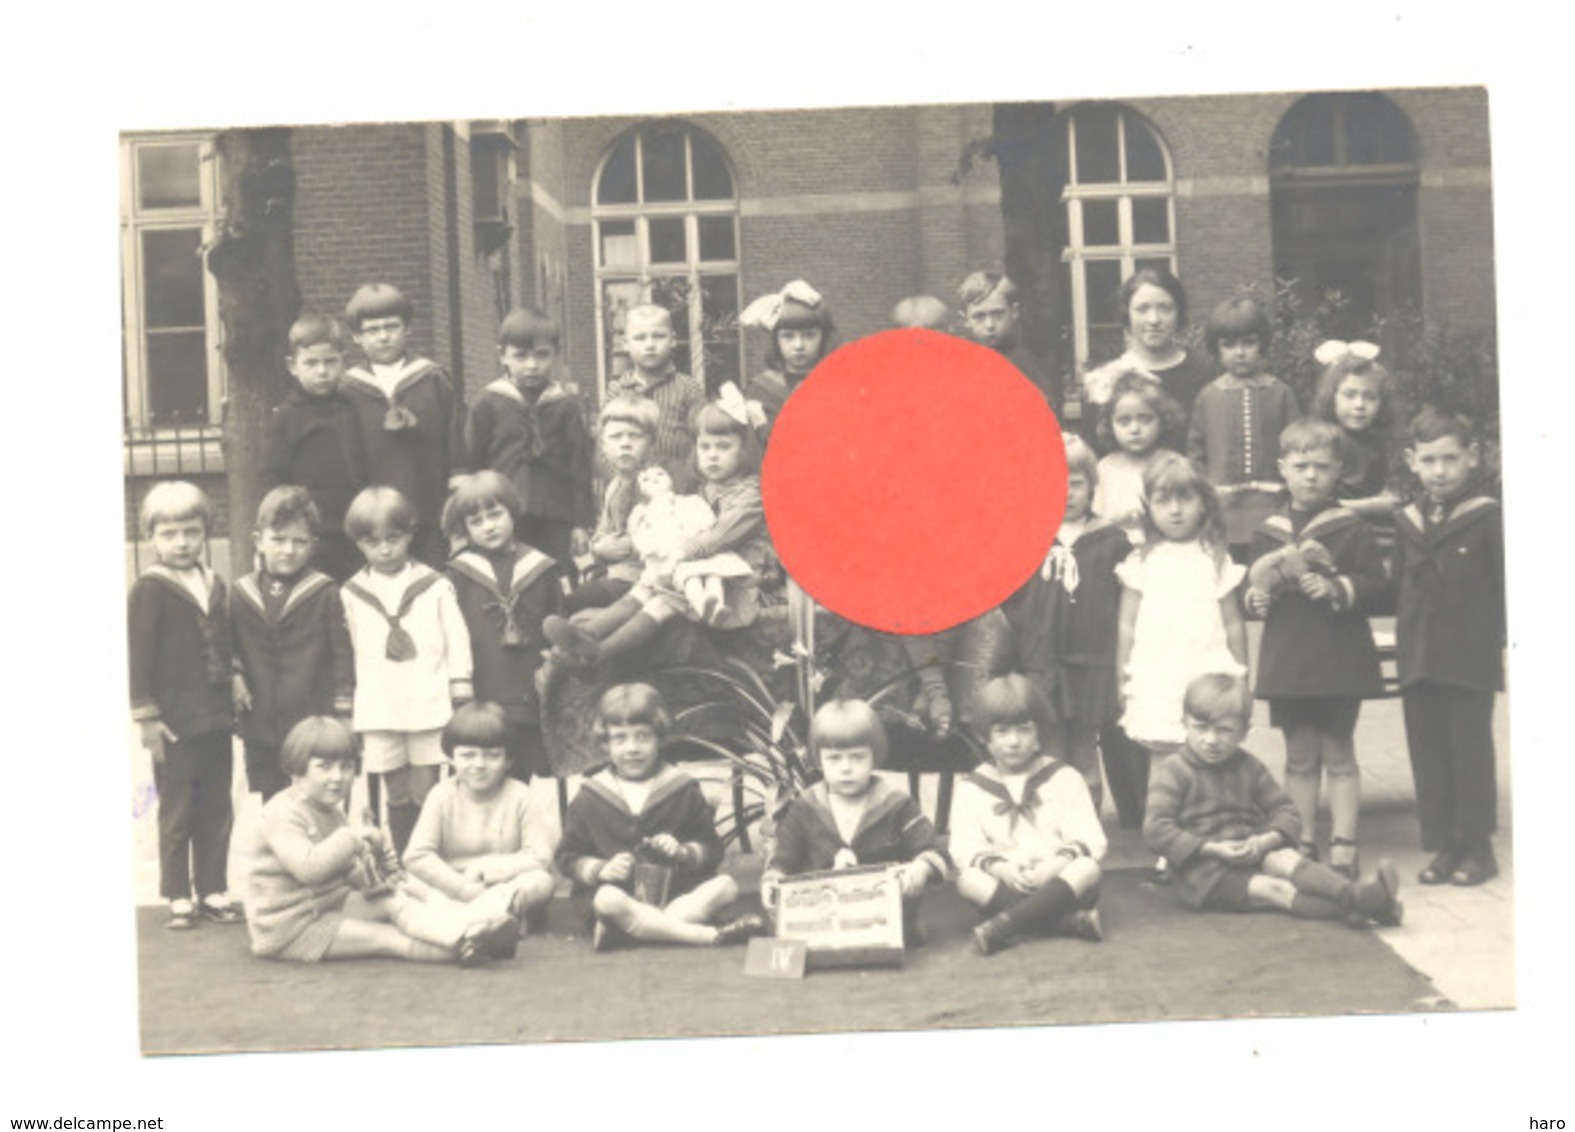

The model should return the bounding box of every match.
[123,428,226,477]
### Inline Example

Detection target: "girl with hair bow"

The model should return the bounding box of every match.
[742,280,838,432]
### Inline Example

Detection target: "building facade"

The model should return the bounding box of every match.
[120,87,1494,553]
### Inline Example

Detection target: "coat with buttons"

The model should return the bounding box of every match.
[1394,496,1505,693]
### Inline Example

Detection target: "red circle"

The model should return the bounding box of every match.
[762,328,1067,635]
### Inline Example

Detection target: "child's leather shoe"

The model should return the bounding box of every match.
[713,913,770,946]
[1418,847,1460,885]
[1450,845,1498,887]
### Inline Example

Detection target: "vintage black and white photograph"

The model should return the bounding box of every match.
[115,83,1513,1062]
[13,7,1562,1125]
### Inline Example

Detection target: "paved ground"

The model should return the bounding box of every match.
[127,659,1515,1028]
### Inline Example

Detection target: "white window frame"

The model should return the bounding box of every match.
[120,133,225,471]
[591,124,741,397]
[1061,106,1177,366]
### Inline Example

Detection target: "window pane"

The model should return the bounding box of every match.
[1073,105,1120,185]
[698,215,736,262]
[1132,197,1170,244]
[648,217,687,264]
[137,144,202,210]
[597,136,638,205]
[1299,99,1338,166]
[602,279,645,378]
[641,125,688,202]
[1081,199,1119,247]
[146,331,208,424]
[599,219,638,268]
[141,228,205,329]
[1124,115,1167,182]
[690,131,733,200]
[1084,260,1124,325]
[700,274,741,394]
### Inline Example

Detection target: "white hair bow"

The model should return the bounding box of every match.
[1314,340,1380,367]
[739,279,823,331]
[715,382,767,430]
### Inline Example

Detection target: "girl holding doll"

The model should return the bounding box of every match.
[543,397,774,668]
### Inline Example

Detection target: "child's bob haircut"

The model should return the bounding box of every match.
[957,270,1016,310]
[763,294,837,372]
[592,683,674,747]
[140,480,212,539]
[442,701,510,756]
[1279,416,1345,460]
[1203,296,1272,357]
[1182,671,1254,728]
[1115,266,1188,332]
[693,401,764,474]
[343,486,417,541]
[1139,452,1228,555]
[498,305,561,351]
[288,313,349,356]
[1097,370,1184,450]
[280,715,358,778]
[345,283,414,330]
[255,485,323,536]
[1406,405,1478,449]
[441,471,523,542]
[1063,433,1099,489]
[598,395,661,438]
[1313,354,1395,434]
[810,699,888,767]
[975,673,1055,739]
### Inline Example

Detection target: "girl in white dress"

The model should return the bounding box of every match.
[1116,452,1251,756]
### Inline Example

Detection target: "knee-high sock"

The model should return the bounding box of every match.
[578,595,644,640]
[1290,857,1353,904]
[387,803,420,859]
[597,612,663,662]
[985,878,1078,941]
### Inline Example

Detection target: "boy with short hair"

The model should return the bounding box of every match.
[1144,673,1403,926]
[567,395,661,613]
[231,486,355,801]
[128,481,240,930]
[957,271,1061,411]
[466,305,596,577]
[264,314,367,581]
[1395,408,1505,886]
[341,283,467,567]
[604,304,705,489]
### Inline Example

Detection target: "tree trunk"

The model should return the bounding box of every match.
[209,128,300,570]
[992,103,1068,404]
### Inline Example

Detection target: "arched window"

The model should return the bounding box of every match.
[1060,104,1176,365]
[593,122,741,395]
[1270,93,1420,336]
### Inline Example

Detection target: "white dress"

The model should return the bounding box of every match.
[1116,540,1245,747]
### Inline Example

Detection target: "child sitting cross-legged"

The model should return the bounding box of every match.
[760,700,948,946]
[951,674,1107,956]
[1143,672,1403,927]
[556,683,770,951]
[403,703,558,933]
[245,716,520,966]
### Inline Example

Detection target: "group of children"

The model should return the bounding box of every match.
[127,265,1500,968]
